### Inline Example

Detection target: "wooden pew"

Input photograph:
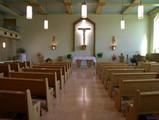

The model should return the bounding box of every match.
[32,65,67,83]
[9,71,59,97]
[22,68,63,91]
[0,89,40,120]
[125,90,159,120]
[53,61,72,78]
[4,62,21,72]
[0,77,53,111]
[108,72,159,96]
[97,63,128,79]
[26,61,32,68]
[0,64,11,77]
[137,62,159,72]
[35,62,70,80]
[115,79,159,111]
[104,69,145,88]
[100,65,133,83]
[18,61,27,68]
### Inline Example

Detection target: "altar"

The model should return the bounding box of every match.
[73,55,96,66]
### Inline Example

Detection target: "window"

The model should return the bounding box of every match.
[153,14,159,53]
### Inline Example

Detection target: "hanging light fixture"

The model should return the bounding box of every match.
[44,19,48,29]
[121,16,125,30]
[2,42,6,48]
[120,0,125,30]
[44,0,48,29]
[138,1,144,19]
[26,5,33,19]
[81,0,87,18]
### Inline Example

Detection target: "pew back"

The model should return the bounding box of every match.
[104,69,145,88]
[0,64,10,77]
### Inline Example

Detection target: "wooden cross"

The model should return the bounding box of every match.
[78,27,91,45]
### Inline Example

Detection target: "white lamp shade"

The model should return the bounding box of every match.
[44,20,48,29]
[138,5,144,19]
[2,42,6,48]
[121,19,125,30]
[26,5,32,19]
[81,3,87,18]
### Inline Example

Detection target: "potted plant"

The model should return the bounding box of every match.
[130,54,141,65]
[17,48,27,62]
[66,54,72,60]
[97,52,103,58]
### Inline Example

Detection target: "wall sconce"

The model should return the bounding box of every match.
[50,36,57,50]
[111,36,117,50]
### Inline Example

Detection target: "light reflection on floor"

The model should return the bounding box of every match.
[41,67,125,120]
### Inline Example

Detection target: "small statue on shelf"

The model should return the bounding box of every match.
[119,53,125,63]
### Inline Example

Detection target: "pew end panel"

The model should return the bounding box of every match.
[0,76,52,112]
[0,89,40,120]
[126,90,159,120]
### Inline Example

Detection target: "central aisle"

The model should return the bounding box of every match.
[42,68,125,120]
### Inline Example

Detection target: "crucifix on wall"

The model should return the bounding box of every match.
[73,18,96,56]
[78,27,91,49]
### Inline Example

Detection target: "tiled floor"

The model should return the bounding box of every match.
[42,67,125,120]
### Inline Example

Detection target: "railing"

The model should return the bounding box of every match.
[0,24,20,32]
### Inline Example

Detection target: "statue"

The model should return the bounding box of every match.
[119,53,125,63]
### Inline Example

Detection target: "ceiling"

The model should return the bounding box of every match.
[0,0,159,17]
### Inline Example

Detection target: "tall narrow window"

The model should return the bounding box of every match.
[153,14,159,53]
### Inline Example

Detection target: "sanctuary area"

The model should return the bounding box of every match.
[0,0,159,120]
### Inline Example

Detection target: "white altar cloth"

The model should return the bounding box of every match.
[73,56,96,65]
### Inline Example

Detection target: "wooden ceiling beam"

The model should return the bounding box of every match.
[7,2,159,8]
[0,1,23,16]
[96,0,106,14]
[28,0,46,15]
[148,7,159,15]
[64,0,73,14]
[121,0,140,14]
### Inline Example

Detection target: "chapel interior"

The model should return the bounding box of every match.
[0,0,159,120]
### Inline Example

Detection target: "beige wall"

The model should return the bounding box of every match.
[16,14,149,63]
[0,36,17,61]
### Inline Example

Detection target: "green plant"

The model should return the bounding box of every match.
[17,48,26,54]
[66,54,72,60]
[97,52,103,58]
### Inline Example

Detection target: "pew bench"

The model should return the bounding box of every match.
[115,79,159,111]
[0,89,40,120]
[9,71,59,97]
[0,64,11,77]
[100,65,133,83]
[32,65,67,83]
[108,72,159,96]
[125,90,159,120]
[4,62,21,72]
[22,68,63,91]
[104,69,145,89]
[0,77,53,111]
[137,62,159,72]
[97,63,128,79]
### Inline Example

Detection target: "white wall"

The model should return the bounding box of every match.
[16,14,149,63]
